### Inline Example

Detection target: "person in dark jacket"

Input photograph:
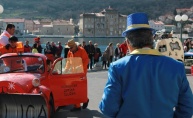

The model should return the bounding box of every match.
[114,43,122,61]
[94,43,102,64]
[87,40,95,69]
[82,41,88,53]
[56,41,63,58]
[64,43,69,58]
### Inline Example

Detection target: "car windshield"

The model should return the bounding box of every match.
[188,49,193,52]
[0,56,44,74]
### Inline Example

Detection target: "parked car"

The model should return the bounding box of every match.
[184,49,193,66]
[0,53,88,118]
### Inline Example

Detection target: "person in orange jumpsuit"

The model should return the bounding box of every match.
[0,36,24,55]
[66,39,89,112]
[0,36,24,71]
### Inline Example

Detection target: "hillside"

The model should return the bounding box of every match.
[0,0,192,22]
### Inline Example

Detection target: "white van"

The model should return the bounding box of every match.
[154,37,184,62]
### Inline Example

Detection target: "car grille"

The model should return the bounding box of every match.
[184,55,193,59]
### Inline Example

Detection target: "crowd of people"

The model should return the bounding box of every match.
[183,38,193,52]
[0,23,130,70]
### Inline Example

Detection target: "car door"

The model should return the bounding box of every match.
[49,57,87,107]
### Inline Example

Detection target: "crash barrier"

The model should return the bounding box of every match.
[0,94,48,118]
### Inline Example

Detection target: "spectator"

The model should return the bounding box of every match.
[99,12,193,118]
[105,42,114,67]
[94,43,102,64]
[32,43,38,53]
[82,41,88,53]
[101,51,107,69]
[114,43,122,61]
[119,40,128,57]
[56,41,63,58]
[64,43,69,58]
[33,37,43,53]
[24,40,31,53]
[184,46,188,52]
[87,40,95,70]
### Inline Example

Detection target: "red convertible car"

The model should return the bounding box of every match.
[0,53,88,118]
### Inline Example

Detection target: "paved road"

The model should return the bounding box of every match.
[55,70,193,118]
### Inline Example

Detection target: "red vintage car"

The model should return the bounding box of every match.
[0,53,88,118]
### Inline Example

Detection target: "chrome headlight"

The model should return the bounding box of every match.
[32,78,40,87]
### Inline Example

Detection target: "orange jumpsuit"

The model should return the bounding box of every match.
[0,42,24,55]
[67,46,89,75]
[67,46,89,108]
[0,44,24,71]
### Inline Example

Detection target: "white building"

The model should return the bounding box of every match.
[79,7,127,37]
[3,19,25,35]
[149,20,165,31]
[40,19,75,35]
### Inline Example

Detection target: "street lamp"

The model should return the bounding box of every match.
[175,14,188,42]
[0,5,4,14]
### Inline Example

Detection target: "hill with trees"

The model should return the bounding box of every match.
[0,0,192,23]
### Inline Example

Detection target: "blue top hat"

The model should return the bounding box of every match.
[122,12,155,37]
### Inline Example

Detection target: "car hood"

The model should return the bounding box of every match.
[184,52,193,56]
[0,73,41,93]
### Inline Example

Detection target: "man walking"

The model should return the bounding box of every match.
[99,12,193,118]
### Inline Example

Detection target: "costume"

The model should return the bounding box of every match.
[0,31,11,46]
[99,49,193,118]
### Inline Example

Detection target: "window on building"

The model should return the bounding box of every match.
[119,30,122,34]
[110,32,113,35]
[110,27,113,31]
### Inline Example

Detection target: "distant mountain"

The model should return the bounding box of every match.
[0,0,192,22]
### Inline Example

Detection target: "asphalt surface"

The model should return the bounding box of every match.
[54,67,193,118]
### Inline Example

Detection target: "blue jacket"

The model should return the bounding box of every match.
[99,49,193,118]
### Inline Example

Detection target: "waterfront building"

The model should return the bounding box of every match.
[40,19,75,35]
[3,18,25,35]
[149,20,165,31]
[79,7,127,37]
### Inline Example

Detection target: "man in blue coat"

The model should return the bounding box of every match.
[99,12,193,118]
